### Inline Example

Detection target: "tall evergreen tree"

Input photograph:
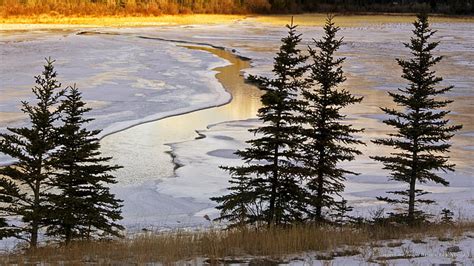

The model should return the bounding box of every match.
[212,19,310,226]
[0,58,64,247]
[47,86,123,243]
[371,14,462,223]
[300,15,364,222]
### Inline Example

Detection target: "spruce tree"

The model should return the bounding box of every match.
[212,19,310,226]
[211,173,259,227]
[301,15,364,222]
[47,86,123,243]
[371,14,462,223]
[0,58,64,247]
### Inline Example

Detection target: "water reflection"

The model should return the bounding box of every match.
[101,43,473,186]
[100,46,263,184]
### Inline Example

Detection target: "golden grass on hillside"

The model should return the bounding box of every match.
[0,0,250,27]
[1,13,473,30]
[0,0,255,17]
[2,222,473,264]
[0,14,246,28]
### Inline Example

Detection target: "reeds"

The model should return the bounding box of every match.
[2,222,473,264]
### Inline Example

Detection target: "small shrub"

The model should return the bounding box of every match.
[314,254,334,261]
[411,239,427,244]
[441,208,454,224]
[331,249,360,257]
[386,242,404,248]
[438,237,454,242]
[446,246,461,253]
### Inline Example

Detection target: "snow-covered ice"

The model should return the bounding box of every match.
[0,19,473,236]
[0,30,231,164]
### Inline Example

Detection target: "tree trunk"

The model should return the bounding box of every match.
[30,224,38,248]
[315,99,327,221]
[315,172,324,220]
[408,137,418,223]
[268,146,278,226]
[30,176,41,248]
[268,111,282,226]
[315,143,325,221]
[65,225,71,245]
[408,174,416,222]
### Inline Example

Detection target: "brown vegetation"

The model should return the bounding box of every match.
[1,222,473,264]
[0,0,264,17]
[0,0,472,18]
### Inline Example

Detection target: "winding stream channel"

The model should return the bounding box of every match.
[100,45,263,184]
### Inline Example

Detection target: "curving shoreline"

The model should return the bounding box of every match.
[73,31,255,141]
[0,33,236,167]
[99,43,263,185]
[0,31,257,168]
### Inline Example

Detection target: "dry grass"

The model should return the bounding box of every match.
[0,0,250,17]
[1,13,473,30]
[0,0,248,27]
[1,0,472,28]
[0,14,246,28]
[1,222,473,264]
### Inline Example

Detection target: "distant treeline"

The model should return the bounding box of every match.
[0,0,473,16]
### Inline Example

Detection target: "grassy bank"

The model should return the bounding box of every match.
[0,14,246,28]
[2,222,473,264]
[1,13,473,30]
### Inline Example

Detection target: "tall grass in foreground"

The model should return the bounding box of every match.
[2,222,473,264]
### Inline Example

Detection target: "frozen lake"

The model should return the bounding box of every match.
[0,17,473,231]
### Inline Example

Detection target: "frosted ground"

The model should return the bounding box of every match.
[0,18,473,248]
[185,232,474,265]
